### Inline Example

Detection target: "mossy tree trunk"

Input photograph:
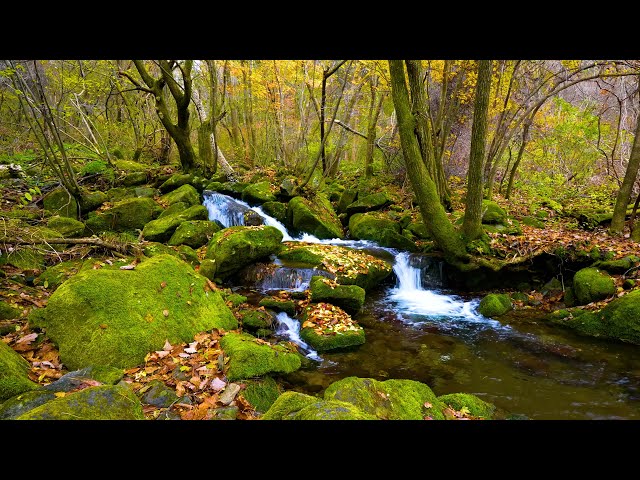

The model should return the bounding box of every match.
[241,60,256,167]
[388,60,469,264]
[462,60,492,241]
[365,74,385,178]
[122,60,197,172]
[611,110,640,235]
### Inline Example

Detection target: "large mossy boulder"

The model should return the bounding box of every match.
[204,225,283,280]
[478,293,513,317]
[242,181,277,204]
[239,308,274,332]
[114,160,148,172]
[258,297,296,316]
[35,259,84,291]
[0,341,39,402]
[260,201,288,224]
[309,276,365,315]
[160,183,200,207]
[158,173,194,193]
[349,212,417,251]
[79,191,108,214]
[85,197,163,234]
[287,195,344,239]
[219,332,301,381]
[300,303,365,352]
[337,189,358,214]
[345,191,395,214]
[261,391,377,420]
[481,200,507,224]
[43,187,78,219]
[121,171,148,187]
[168,220,220,248]
[437,393,496,419]
[47,215,85,238]
[277,242,392,291]
[15,384,145,420]
[323,377,446,420]
[240,376,281,414]
[548,290,640,345]
[29,254,238,370]
[142,205,209,242]
[572,267,615,305]
[592,256,639,275]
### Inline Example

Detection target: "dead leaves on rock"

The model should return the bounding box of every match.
[302,302,360,336]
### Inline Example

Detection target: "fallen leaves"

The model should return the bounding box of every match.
[302,302,361,336]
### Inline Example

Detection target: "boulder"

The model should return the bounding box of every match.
[242,181,277,204]
[481,200,507,224]
[260,201,288,224]
[572,267,615,305]
[309,276,365,315]
[0,301,21,320]
[159,173,195,193]
[85,197,163,234]
[0,341,39,402]
[345,191,394,214]
[437,393,496,419]
[79,191,107,214]
[300,303,365,352]
[47,215,85,238]
[142,205,209,242]
[28,254,238,370]
[258,297,296,316]
[478,293,513,317]
[160,183,200,207]
[261,391,377,420]
[349,211,416,251]
[240,376,281,414]
[43,187,78,219]
[168,220,221,248]
[287,195,344,239]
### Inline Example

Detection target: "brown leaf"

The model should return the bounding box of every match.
[15,332,38,344]
[160,281,167,289]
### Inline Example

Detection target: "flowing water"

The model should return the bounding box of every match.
[203,191,640,419]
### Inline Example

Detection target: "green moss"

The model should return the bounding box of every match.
[79,191,107,214]
[168,220,220,248]
[510,292,529,304]
[157,173,194,193]
[85,197,163,234]
[223,293,248,307]
[134,187,157,198]
[0,390,57,419]
[293,400,378,420]
[106,187,134,203]
[160,183,200,207]
[30,254,238,370]
[564,288,576,307]
[478,293,512,317]
[277,246,323,266]
[219,332,301,381]
[345,191,395,214]
[242,181,277,204]
[260,201,288,224]
[43,187,78,219]
[482,219,522,235]
[258,297,296,315]
[0,341,39,401]
[140,379,179,407]
[261,391,319,420]
[198,259,217,280]
[114,160,149,172]
[16,384,145,420]
[47,215,85,238]
[521,216,546,229]
[121,171,148,186]
[323,376,445,420]
[309,276,365,315]
[158,202,188,218]
[2,248,45,271]
[287,195,344,239]
[543,277,563,294]
[0,301,21,319]
[142,205,209,242]
[437,392,496,419]
[240,309,274,331]
[481,200,507,224]
[204,182,223,192]
[82,159,108,175]
[143,242,177,258]
[593,256,639,274]
[35,259,84,290]
[337,189,358,213]
[349,211,400,239]
[407,221,431,239]
[572,267,615,305]
[300,311,365,353]
[241,376,281,414]
[205,225,283,279]
[176,245,200,266]
[218,181,248,196]
[623,279,636,290]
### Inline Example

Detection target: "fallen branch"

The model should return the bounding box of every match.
[1,236,139,255]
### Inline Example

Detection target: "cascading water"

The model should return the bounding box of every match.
[275,312,321,361]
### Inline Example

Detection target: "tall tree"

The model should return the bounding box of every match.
[120,60,197,172]
[610,109,640,234]
[388,60,469,264]
[462,60,492,240]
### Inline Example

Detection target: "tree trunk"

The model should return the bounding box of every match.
[505,120,531,199]
[463,60,492,241]
[389,60,469,264]
[241,60,256,167]
[611,111,640,235]
[365,84,384,178]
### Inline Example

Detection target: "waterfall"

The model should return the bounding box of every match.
[275,312,322,361]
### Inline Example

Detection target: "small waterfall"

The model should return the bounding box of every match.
[275,312,321,361]
[203,191,253,228]
[236,264,333,292]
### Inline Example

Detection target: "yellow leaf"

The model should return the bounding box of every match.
[54,392,66,398]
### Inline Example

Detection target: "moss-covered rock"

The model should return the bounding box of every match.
[291,400,379,420]
[624,279,636,290]
[79,191,107,214]
[549,290,640,345]
[205,225,283,279]
[223,293,248,307]
[260,201,288,224]
[337,189,358,214]
[240,308,274,331]
[42,365,124,393]
[106,187,135,203]
[218,181,248,197]
[510,292,529,304]
[0,301,21,319]
[43,187,78,219]
[277,242,392,291]
[140,379,179,408]
[287,195,344,239]
[47,215,85,238]
[85,197,163,234]
[176,245,200,266]
[478,293,513,317]
[134,187,157,198]
[542,277,563,294]
[300,303,365,352]
[159,173,195,193]
[437,392,496,419]
[345,191,395,214]
[349,211,399,239]
[572,267,615,305]
[197,259,217,280]
[0,389,57,419]
[34,259,84,291]
[240,376,281,414]
[521,216,546,229]
[29,254,238,370]
[158,202,188,219]
[309,276,365,315]
[407,221,431,240]
[16,384,145,420]
[481,200,507,224]
[168,220,220,248]
[142,205,209,242]
[483,219,522,236]
[114,160,149,172]
[219,332,301,381]
[258,297,296,316]
[0,341,39,401]
[1,248,45,271]
[593,256,639,275]
[323,376,446,420]
[160,183,200,207]
[122,171,148,186]
[242,181,277,204]
[261,391,319,420]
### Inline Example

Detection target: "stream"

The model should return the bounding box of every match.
[203,191,640,420]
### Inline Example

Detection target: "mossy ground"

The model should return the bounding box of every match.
[0,340,39,401]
